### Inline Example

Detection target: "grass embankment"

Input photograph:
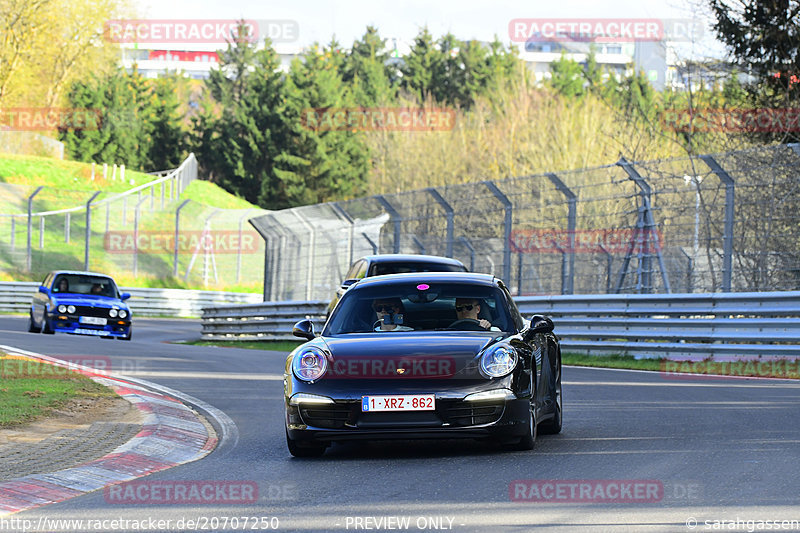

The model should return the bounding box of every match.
[0,353,115,427]
[0,154,264,291]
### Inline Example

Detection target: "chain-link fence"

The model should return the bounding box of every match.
[0,154,268,290]
[251,143,800,301]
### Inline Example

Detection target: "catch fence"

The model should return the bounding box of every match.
[0,154,268,289]
[250,144,800,301]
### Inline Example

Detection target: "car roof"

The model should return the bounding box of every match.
[49,270,116,279]
[359,254,466,266]
[353,271,497,288]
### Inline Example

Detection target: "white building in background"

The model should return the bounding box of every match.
[119,42,303,79]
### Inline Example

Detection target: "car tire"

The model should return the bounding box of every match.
[286,429,327,458]
[538,353,562,435]
[41,317,54,334]
[513,402,537,450]
[118,329,132,341]
[27,312,38,333]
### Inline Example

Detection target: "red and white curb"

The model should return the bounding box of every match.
[0,346,226,517]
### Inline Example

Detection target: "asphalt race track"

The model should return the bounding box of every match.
[2,315,800,532]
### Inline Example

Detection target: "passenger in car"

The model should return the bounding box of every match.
[372,298,413,331]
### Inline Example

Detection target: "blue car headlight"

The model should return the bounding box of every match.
[480,345,518,378]
[292,347,328,382]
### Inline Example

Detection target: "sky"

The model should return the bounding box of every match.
[134,0,728,60]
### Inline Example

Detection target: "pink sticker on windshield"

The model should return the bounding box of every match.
[416,284,430,290]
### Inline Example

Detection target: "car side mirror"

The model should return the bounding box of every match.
[340,279,358,290]
[38,286,49,294]
[292,319,316,341]
[523,314,554,341]
[120,292,131,301]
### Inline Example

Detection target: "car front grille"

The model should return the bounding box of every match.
[443,401,504,426]
[300,406,353,429]
[74,306,114,318]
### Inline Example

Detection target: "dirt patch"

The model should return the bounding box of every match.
[0,395,142,446]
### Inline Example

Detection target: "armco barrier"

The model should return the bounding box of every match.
[0,281,260,318]
[201,301,328,341]
[200,291,800,359]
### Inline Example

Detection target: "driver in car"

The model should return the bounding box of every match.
[453,298,492,330]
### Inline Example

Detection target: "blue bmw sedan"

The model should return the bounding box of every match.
[28,270,132,340]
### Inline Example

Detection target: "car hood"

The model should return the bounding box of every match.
[320,333,503,380]
[51,295,127,309]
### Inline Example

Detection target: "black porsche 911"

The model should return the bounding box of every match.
[285,272,562,457]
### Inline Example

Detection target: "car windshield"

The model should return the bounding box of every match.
[51,274,118,298]
[325,282,515,335]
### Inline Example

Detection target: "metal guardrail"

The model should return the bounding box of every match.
[0,282,260,318]
[200,292,800,358]
[202,301,328,341]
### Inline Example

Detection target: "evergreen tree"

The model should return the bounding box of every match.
[278,41,370,205]
[400,27,441,103]
[343,26,396,106]
[549,52,585,98]
[191,34,291,206]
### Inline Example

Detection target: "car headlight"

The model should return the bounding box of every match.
[109,309,118,318]
[119,310,128,318]
[58,305,67,313]
[480,345,518,378]
[292,347,328,382]
[67,305,75,314]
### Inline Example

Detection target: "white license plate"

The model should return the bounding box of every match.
[74,328,110,336]
[361,394,435,412]
[79,316,107,325]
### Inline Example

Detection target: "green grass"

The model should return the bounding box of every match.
[0,153,153,192]
[183,339,303,352]
[0,153,265,290]
[0,355,116,427]
[561,352,666,371]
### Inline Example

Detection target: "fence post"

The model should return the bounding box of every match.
[332,203,355,265]
[376,195,402,253]
[362,233,378,254]
[616,158,671,293]
[174,199,191,277]
[426,187,454,257]
[483,181,512,285]
[292,210,315,300]
[26,186,44,272]
[459,236,476,271]
[11,217,16,251]
[84,191,101,270]
[699,155,735,292]
[545,173,576,294]
[133,196,149,276]
[65,212,71,243]
[39,217,44,249]
[236,210,254,284]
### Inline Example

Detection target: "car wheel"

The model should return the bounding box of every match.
[118,329,132,341]
[538,353,562,435]
[285,429,327,458]
[513,401,537,450]
[41,317,54,334]
[27,311,38,333]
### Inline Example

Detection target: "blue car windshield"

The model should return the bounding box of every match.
[325,282,516,335]
[52,275,118,298]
